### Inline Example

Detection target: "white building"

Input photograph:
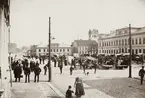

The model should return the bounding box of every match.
[98,27,145,55]
[0,0,11,97]
[30,43,72,56]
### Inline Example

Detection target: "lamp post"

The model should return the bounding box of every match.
[129,24,132,78]
[48,17,52,82]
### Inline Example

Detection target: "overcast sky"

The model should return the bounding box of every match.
[10,0,145,47]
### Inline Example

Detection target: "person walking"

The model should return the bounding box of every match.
[43,64,47,75]
[34,64,41,82]
[39,57,42,64]
[74,77,85,97]
[70,66,74,75]
[139,66,145,85]
[58,58,63,74]
[24,65,31,83]
[82,61,86,74]
[14,64,22,82]
[93,61,97,74]
[54,58,57,67]
[65,59,67,66]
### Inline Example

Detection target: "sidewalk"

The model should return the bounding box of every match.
[10,72,61,98]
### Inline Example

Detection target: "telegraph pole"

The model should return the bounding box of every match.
[129,24,132,78]
[48,17,52,82]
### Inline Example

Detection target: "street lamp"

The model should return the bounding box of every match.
[129,24,132,78]
[48,17,52,82]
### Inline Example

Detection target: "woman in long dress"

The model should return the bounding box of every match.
[74,77,85,97]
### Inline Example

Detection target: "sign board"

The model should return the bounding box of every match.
[8,43,17,53]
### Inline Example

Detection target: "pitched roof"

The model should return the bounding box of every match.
[74,40,97,46]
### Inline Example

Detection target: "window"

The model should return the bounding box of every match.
[111,41,113,46]
[139,38,141,44]
[128,49,130,53]
[143,38,145,44]
[132,39,134,45]
[63,49,65,52]
[67,49,69,52]
[125,39,127,45]
[125,48,127,53]
[132,49,134,54]
[54,49,55,52]
[122,48,124,53]
[139,49,142,53]
[60,49,62,52]
[39,49,41,52]
[116,50,118,54]
[114,41,115,46]
[136,49,138,54]
[136,39,138,44]
[122,39,124,45]
[143,49,145,53]
[51,49,52,52]
[119,40,121,45]
[116,40,118,46]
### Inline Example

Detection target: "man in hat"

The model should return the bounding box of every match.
[139,66,145,85]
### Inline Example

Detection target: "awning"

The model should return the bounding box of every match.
[86,56,97,61]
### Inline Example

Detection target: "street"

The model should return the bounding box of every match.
[10,62,145,98]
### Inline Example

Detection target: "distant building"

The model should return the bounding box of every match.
[88,29,99,42]
[98,27,145,55]
[28,43,72,57]
[71,40,98,55]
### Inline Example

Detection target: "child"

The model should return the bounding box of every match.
[70,66,74,75]
[66,85,74,98]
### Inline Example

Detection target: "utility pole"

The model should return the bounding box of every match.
[129,24,132,78]
[48,17,52,82]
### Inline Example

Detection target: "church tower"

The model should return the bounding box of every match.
[88,29,99,42]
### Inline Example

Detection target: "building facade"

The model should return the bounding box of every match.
[29,43,72,57]
[71,40,98,55]
[0,0,11,97]
[98,27,145,55]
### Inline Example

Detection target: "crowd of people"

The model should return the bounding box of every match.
[9,54,145,98]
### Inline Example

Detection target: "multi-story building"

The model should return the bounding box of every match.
[71,40,98,55]
[98,27,145,55]
[29,43,72,57]
[0,0,11,97]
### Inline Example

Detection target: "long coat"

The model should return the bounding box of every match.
[74,78,85,96]
[14,65,22,78]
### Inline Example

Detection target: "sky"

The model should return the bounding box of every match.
[10,0,145,47]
